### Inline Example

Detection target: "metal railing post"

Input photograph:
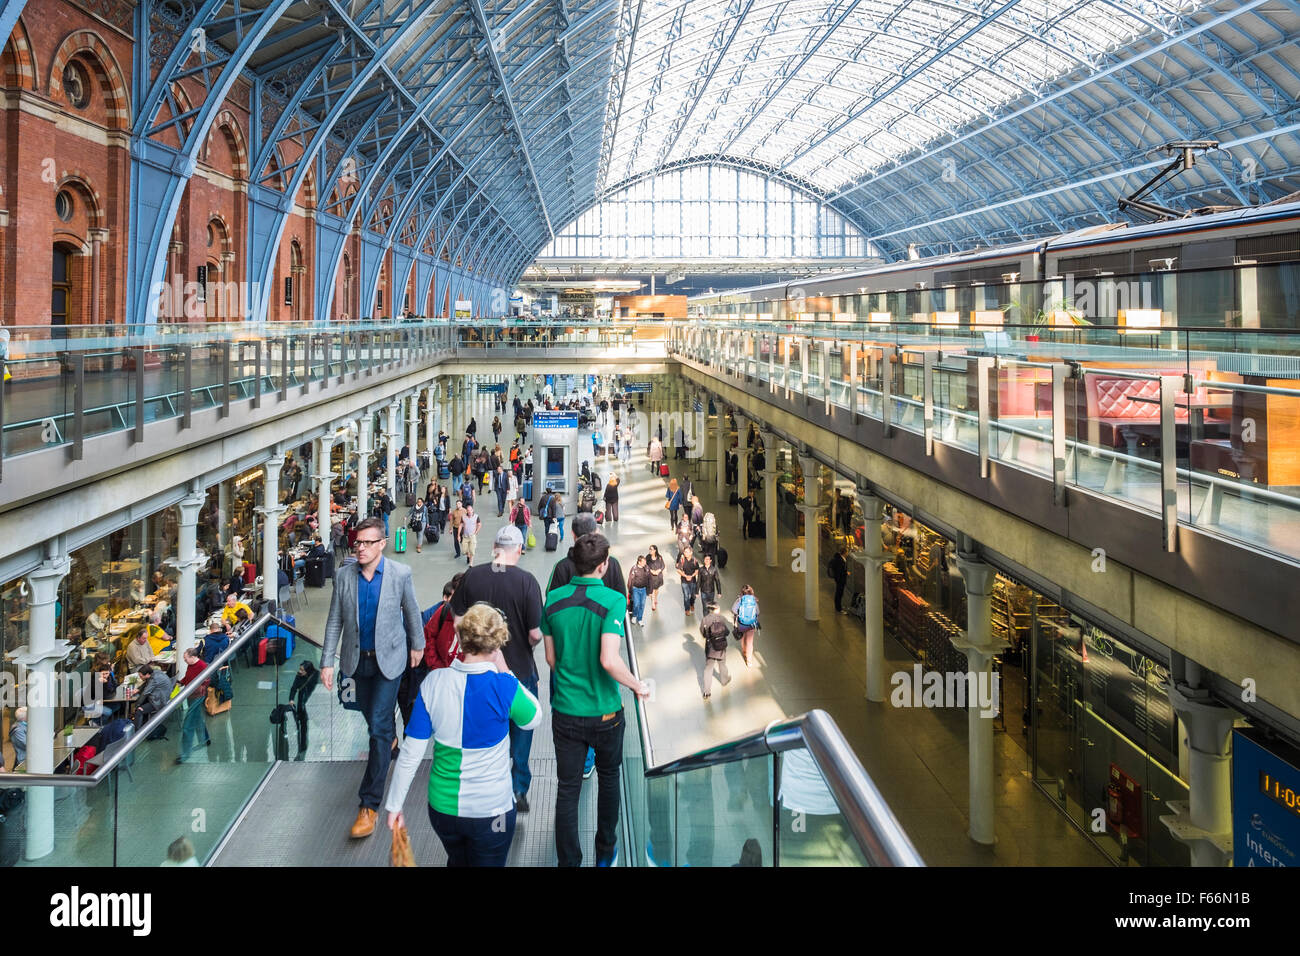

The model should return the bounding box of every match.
[973,356,992,478]
[280,337,290,402]
[923,351,937,455]
[133,347,147,442]
[221,342,231,419]
[71,352,85,459]
[252,341,262,409]
[181,346,192,430]
[1160,373,1178,552]
[882,347,894,438]
[1051,363,1067,506]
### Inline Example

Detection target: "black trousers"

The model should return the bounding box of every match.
[553,709,624,867]
[834,578,846,613]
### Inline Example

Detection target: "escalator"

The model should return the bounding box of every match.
[0,613,922,867]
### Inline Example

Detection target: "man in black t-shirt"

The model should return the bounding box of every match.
[447,525,544,812]
[547,514,625,596]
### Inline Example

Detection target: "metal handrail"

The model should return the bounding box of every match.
[643,709,924,867]
[0,611,307,787]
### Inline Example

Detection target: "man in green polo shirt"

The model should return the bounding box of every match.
[543,532,649,867]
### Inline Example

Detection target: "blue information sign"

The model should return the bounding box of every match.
[476,383,507,393]
[1233,728,1300,867]
[624,382,653,393]
[532,410,579,429]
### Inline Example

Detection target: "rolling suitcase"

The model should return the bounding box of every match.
[323,552,335,579]
[406,491,416,508]
[751,519,766,537]
[729,492,739,506]
[438,461,450,479]
[395,527,407,553]
[257,637,269,666]
[243,561,257,585]
[659,463,670,477]
[545,529,559,551]
[522,479,533,500]
[305,557,325,587]
[717,547,728,569]
[424,526,438,544]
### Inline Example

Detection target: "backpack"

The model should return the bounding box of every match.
[423,604,462,670]
[706,621,730,652]
[539,494,552,519]
[736,594,758,628]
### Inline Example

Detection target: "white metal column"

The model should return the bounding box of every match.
[854,488,886,701]
[357,415,372,518]
[315,433,335,551]
[386,402,400,502]
[760,429,779,568]
[21,544,70,861]
[258,456,286,606]
[170,485,208,664]
[955,553,999,845]
[797,453,820,622]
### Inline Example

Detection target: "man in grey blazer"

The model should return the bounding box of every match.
[321,516,425,838]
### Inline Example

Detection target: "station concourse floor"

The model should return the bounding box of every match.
[265,387,1107,867]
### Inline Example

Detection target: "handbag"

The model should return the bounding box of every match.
[527,531,536,548]
[205,686,232,715]
[391,823,417,867]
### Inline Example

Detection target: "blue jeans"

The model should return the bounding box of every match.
[428,806,516,867]
[452,474,462,494]
[631,587,646,623]
[510,670,539,797]
[557,516,565,541]
[350,653,402,810]
[680,580,697,613]
[381,514,390,536]
[180,699,210,759]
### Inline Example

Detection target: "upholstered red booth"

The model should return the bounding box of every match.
[1080,366,1227,449]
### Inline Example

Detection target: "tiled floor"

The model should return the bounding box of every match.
[240,383,1109,866]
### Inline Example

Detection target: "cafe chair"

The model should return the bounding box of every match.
[83,734,135,782]
[277,584,295,615]
[293,573,308,608]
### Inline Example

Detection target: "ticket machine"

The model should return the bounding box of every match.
[530,409,580,502]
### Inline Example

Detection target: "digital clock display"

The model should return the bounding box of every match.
[1259,771,1300,819]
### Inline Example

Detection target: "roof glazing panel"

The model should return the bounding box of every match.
[603,0,1212,191]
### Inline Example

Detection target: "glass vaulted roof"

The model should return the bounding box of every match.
[602,0,1210,193]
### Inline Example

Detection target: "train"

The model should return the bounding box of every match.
[690,195,1300,328]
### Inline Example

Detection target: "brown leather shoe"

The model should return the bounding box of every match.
[350,807,377,839]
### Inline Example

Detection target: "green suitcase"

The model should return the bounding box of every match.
[395,527,407,553]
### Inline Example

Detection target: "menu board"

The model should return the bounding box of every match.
[1078,622,1178,768]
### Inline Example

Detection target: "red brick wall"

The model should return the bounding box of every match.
[2,0,429,329]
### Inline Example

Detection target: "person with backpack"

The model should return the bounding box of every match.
[377,490,396,537]
[460,478,476,510]
[828,546,849,614]
[698,512,719,561]
[449,454,464,495]
[524,446,534,479]
[510,498,533,554]
[732,585,760,667]
[699,601,732,700]
[408,498,428,554]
